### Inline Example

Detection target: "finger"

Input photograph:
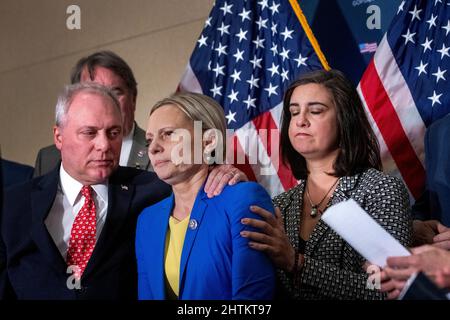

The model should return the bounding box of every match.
[205,168,231,197]
[274,207,286,232]
[204,166,220,196]
[228,171,240,185]
[228,169,248,185]
[432,240,450,250]
[380,279,396,293]
[274,207,282,221]
[379,270,390,282]
[410,244,434,254]
[385,267,416,281]
[387,289,401,300]
[392,279,407,291]
[241,218,274,235]
[436,223,450,234]
[249,206,277,226]
[433,230,450,243]
[247,241,273,253]
[435,270,450,288]
[386,255,415,269]
[212,172,233,196]
[240,230,272,245]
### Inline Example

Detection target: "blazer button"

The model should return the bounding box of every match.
[189,219,198,230]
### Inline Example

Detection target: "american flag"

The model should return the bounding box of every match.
[358,0,450,200]
[179,0,328,197]
[359,42,378,54]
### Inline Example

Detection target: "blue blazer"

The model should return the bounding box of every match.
[413,114,450,226]
[136,181,275,300]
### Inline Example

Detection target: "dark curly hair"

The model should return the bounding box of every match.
[280,69,382,180]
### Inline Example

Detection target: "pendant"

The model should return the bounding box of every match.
[310,206,319,217]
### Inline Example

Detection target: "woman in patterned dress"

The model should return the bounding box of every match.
[240,69,412,299]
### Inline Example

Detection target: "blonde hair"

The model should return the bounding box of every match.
[150,92,227,159]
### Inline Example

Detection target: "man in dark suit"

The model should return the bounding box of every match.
[1,83,171,299]
[1,159,34,188]
[412,114,450,250]
[34,51,151,177]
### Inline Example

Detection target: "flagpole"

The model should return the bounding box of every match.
[289,0,330,71]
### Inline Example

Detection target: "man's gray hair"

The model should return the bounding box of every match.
[55,82,121,127]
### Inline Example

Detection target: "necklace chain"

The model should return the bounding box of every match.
[305,178,339,218]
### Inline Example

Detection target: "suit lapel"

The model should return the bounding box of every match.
[178,190,208,297]
[127,124,150,170]
[82,178,135,279]
[30,168,68,273]
[149,195,173,299]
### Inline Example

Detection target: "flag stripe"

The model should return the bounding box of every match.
[231,135,258,182]
[373,35,426,167]
[235,122,285,197]
[252,110,297,191]
[357,85,398,173]
[179,64,203,94]
[360,59,425,199]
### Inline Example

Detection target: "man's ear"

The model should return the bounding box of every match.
[53,126,63,150]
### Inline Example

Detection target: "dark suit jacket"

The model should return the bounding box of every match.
[0,165,170,300]
[1,159,34,188]
[412,114,450,226]
[33,123,151,177]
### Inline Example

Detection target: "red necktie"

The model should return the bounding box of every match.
[66,185,97,279]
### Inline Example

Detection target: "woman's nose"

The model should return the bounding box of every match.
[148,138,162,155]
[296,111,309,127]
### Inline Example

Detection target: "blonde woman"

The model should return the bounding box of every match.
[136,92,275,300]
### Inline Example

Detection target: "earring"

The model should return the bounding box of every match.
[204,151,214,165]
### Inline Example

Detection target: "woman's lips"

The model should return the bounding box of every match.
[295,132,311,137]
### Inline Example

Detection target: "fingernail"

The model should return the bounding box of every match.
[240,231,248,237]
[241,218,248,224]
[250,206,255,211]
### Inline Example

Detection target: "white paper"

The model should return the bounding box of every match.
[321,199,410,267]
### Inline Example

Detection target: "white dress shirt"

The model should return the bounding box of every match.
[119,123,135,166]
[45,165,109,259]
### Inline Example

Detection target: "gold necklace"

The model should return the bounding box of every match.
[305,178,339,218]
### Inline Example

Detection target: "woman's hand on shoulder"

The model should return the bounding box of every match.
[204,165,248,198]
[240,206,296,271]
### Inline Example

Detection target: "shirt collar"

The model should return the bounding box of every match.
[59,164,109,206]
